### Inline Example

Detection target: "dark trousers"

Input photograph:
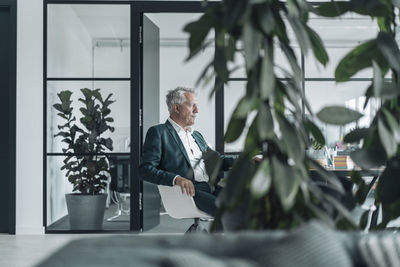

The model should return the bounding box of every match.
[192,181,222,216]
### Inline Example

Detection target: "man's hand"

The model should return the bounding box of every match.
[174,176,195,197]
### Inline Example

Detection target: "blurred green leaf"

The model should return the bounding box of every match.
[316,0,391,17]
[377,32,400,73]
[279,40,301,82]
[257,102,274,140]
[271,156,299,211]
[220,153,254,207]
[234,96,258,119]
[344,127,369,143]
[225,117,247,143]
[243,20,261,71]
[351,147,387,169]
[304,119,325,147]
[287,17,310,55]
[305,24,329,66]
[378,119,397,158]
[203,149,223,184]
[255,4,275,35]
[184,12,214,61]
[314,1,350,17]
[260,42,275,100]
[317,106,363,125]
[323,194,356,227]
[377,158,400,205]
[359,210,369,229]
[335,40,387,82]
[382,108,400,142]
[372,61,383,98]
[250,159,272,198]
[277,113,305,164]
[309,159,344,193]
[380,82,400,99]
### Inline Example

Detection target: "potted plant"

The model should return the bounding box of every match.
[315,0,400,230]
[184,0,355,231]
[53,88,115,230]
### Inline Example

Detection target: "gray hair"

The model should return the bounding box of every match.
[166,87,196,112]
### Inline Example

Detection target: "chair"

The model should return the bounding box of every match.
[107,156,130,222]
[157,185,213,234]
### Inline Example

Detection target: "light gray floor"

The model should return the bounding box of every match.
[0,214,211,267]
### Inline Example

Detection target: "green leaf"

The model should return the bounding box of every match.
[225,117,247,143]
[378,119,397,158]
[309,159,344,193]
[372,61,383,98]
[304,119,325,147]
[53,103,64,114]
[183,12,214,61]
[257,102,274,140]
[359,210,369,229]
[287,17,310,56]
[380,82,400,100]
[243,20,261,71]
[377,158,400,205]
[260,43,275,100]
[343,127,369,143]
[202,149,223,185]
[305,24,329,66]
[350,147,386,169]
[255,5,275,35]
[323,194,356,227]
[250,159,272,198]
[314,1,350,17]
[382,108,400,142]
[220,153,254,207]
[317,106,363,125]
[279,40,301,82]
[315,0,391,18]
[271,156,299,211]
[58,90,72,103]
[277,113,305,164]
[335,39,387,82]
[377,32,400,73]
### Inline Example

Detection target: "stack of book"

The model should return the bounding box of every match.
[334,155,354,169]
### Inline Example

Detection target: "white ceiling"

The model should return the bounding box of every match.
[64,4,379,47]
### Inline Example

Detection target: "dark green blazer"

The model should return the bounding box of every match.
[139,120,235,186]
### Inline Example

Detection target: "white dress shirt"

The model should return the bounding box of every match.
[168,117,210,185]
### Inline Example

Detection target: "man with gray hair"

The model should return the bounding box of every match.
[139,86,236,219]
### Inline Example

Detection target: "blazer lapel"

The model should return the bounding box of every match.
[192,131,207,152]
[165,121,191,166]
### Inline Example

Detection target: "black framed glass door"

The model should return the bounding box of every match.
[44,2,132,232]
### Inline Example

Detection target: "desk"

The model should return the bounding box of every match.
[310,167,383,178]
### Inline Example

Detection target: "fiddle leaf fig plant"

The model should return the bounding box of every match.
[185,0,355,230]
[53,88,115,195]
[315,0,400,230]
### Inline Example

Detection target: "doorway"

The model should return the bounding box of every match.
[133,2,218,233]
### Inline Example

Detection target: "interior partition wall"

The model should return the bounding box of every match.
[44,1,132,232]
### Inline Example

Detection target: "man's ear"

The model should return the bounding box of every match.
[173,104,180,114]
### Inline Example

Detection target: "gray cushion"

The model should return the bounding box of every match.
[37,221,353,267]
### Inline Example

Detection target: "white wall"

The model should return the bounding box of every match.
[16,0,44,234]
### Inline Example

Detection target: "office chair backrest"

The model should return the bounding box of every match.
[157,185,212,219]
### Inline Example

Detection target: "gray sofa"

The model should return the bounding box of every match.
[37,221,400,267]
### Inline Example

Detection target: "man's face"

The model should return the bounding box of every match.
[176,93,198,128]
